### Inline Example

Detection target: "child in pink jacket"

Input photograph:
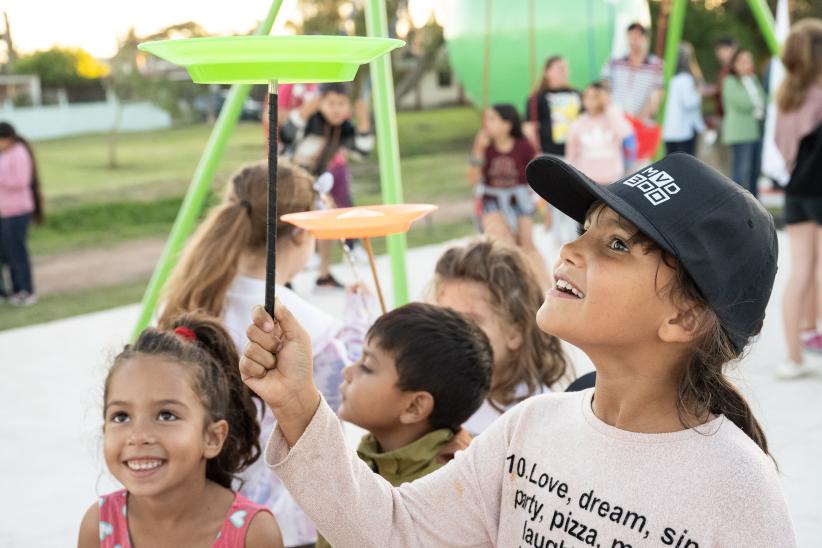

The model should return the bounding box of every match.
[0,122,42,305]
[566,81,635,184]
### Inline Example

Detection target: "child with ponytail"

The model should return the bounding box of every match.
[77,313,282,547]
[242,153,796,546]
[158,160,372,547]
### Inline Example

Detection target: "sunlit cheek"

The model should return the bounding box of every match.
[103,437,122,468]
[535,300,560,334]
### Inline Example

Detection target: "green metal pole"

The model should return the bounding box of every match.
[131,0,284,339]
[747,0,780,56]
[654,0,687,159]
[364,0,409,307]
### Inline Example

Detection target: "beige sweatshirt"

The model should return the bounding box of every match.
[266,389,796,548]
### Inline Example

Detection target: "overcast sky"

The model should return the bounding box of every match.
[6,0,303,58]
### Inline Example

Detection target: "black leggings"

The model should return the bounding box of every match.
[665,136,697,156]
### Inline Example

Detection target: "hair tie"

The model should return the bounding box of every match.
[239,199,252,215]
[174,326,197,343]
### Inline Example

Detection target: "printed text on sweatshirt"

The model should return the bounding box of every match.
[266,389,796,547]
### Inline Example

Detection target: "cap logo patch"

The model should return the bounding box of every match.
[622,167,681,206]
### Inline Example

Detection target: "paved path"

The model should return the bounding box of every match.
[33,237,165,296]
[0,227,819,547]
[29,200,476,296]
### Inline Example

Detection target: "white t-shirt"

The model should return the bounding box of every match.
[222,275,343,367]
[463,382,550,436]
[267,389,796,547]
[224,275,364,547]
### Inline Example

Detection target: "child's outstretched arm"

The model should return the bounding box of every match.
[240,302,320,446]
[241,303,507,547]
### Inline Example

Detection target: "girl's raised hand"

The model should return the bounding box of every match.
[472,128,491,152]
[240,301,320,446]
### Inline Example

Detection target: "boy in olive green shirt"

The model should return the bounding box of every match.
[316,303,493,548]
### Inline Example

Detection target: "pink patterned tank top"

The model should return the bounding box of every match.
[97,489,271,547]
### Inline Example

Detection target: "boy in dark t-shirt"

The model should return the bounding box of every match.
[523,56,582,156]
[280,83,373,175]
[280,83,373,289]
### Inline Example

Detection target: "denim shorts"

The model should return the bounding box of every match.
[481,194,533,217]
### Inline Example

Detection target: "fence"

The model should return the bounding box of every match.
[0,93,171,140]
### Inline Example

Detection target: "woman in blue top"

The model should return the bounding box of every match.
[663,44,705,156]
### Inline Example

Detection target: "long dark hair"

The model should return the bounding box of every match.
[0,122,44,224]
[728,47,753,78]
[777,18,822,112]
[106,312,262,488]
[675,46,692,76]
[491,103,524,139]
[590,203,770,457]
[537,55,565,93]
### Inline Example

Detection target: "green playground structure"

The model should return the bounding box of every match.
[655,0,780,157]
[131,0,782,338]
[131,0,405,338]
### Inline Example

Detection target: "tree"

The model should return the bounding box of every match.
[2,11,17,72]
[104,23,210,168]
[392,20,445,107]
[298,0,443,105]
[649,0,822,83]
[13,46,108,87]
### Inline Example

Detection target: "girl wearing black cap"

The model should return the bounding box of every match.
[0,121,43,306]
[240,153,795,546]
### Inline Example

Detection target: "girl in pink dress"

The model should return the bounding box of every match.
[566,81,635,184]
[77,314,282,547]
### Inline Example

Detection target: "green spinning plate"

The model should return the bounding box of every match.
[137,35,405,84]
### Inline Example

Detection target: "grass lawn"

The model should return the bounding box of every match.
[29,106,478,256]
[29,197,186,255]
[0,278,148,331]
[37,124,265,209]
[36,106,479,210]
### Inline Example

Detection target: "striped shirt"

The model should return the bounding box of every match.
[603,55,664,117]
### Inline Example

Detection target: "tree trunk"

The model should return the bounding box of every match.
[108,95,122,169]
[394,42,444,104]
[2,11,16,70]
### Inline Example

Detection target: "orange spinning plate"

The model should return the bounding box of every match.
[281,204,437,240]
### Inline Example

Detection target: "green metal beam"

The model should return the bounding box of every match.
[364,0,409,307]
[655,0,687,140]
[747,0,781,56]
[654,0,779,160]
[131,0,284,339]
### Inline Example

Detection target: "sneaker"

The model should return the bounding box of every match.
[775,359,816,380]
[802,333,822,355]
[9,291,38,307]
[316,274,344,290]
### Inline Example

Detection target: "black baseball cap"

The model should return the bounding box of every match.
[526,153,778,352]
